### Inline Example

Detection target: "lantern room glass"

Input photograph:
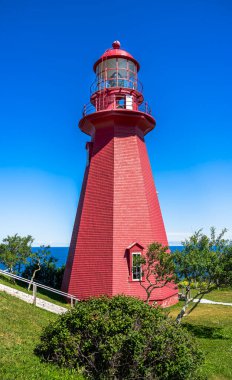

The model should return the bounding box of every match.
[96,58,137,90]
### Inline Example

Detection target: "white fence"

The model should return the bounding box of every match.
[0,268,78,307]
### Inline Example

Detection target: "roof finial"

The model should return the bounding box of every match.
[112,40,120,49]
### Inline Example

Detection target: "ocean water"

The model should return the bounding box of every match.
[32,247,69,267]
[38,246,183,267]
[0,246,182,270]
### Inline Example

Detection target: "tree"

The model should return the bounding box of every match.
[27,245,51,291]
[23,256,65,290]
[0,234,33,274]
[138,242,176,304]
[174,227,232,323]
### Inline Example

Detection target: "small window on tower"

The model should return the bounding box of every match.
[116,97,125,109]
[132,253,142,281]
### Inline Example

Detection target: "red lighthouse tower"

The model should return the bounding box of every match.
[62,41,178,306]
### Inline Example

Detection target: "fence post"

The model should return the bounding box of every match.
[71,296,74,308]
[33,283,37,306]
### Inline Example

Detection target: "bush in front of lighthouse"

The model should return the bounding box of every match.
[35,295,203,380]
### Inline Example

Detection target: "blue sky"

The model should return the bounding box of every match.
[0,0,231,245]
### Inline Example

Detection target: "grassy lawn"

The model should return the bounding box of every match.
[0,273,71,309]
[184,288,232,304]
[0,291,84,380]
[202,288,232,303]
[168,294,232,380]
[1,281,232,379]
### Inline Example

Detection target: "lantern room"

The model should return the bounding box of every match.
[94,40,139,91]
[95,57,137,90]
[87,41,149,115]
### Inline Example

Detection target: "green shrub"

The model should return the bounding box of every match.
[35,295,203,380]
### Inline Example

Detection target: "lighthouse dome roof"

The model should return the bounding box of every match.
[93,41,140,72]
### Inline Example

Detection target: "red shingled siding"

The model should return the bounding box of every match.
[112,126,177,301]
[62,127,114,298]
[113,126,152,297]
[62,116,178,305]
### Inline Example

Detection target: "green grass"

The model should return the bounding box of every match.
[0,291,84,380]
[168,293,232,380]
[181,288,232,303]
[202,288,232,303]
[1,279,232,380]
[0,274,71,309]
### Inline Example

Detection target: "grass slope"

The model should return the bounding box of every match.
[1,280,232,380]
[0,274,70,309]
[0,291,84,380]
[169,291,232,380]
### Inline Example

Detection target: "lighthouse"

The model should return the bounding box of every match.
[62,41,178,307]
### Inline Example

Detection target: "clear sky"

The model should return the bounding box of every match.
[0,0,231,246]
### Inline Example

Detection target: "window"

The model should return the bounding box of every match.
[105,58,117,69]
[129,61,136,73]
[132,253,142,281]
[118,58,127,69]
[116,97,125,109]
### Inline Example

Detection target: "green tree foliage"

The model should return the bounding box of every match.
[26,245,51,290]
[35,295,203,380]
[22,256,65,290]
[0,234,65,290]
[0,234,33,273]
[138,242,176,303]
[174,227,232,323]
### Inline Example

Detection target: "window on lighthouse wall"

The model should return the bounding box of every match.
[132,253,142,281]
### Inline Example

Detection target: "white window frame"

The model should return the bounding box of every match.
[132,252,142,281]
